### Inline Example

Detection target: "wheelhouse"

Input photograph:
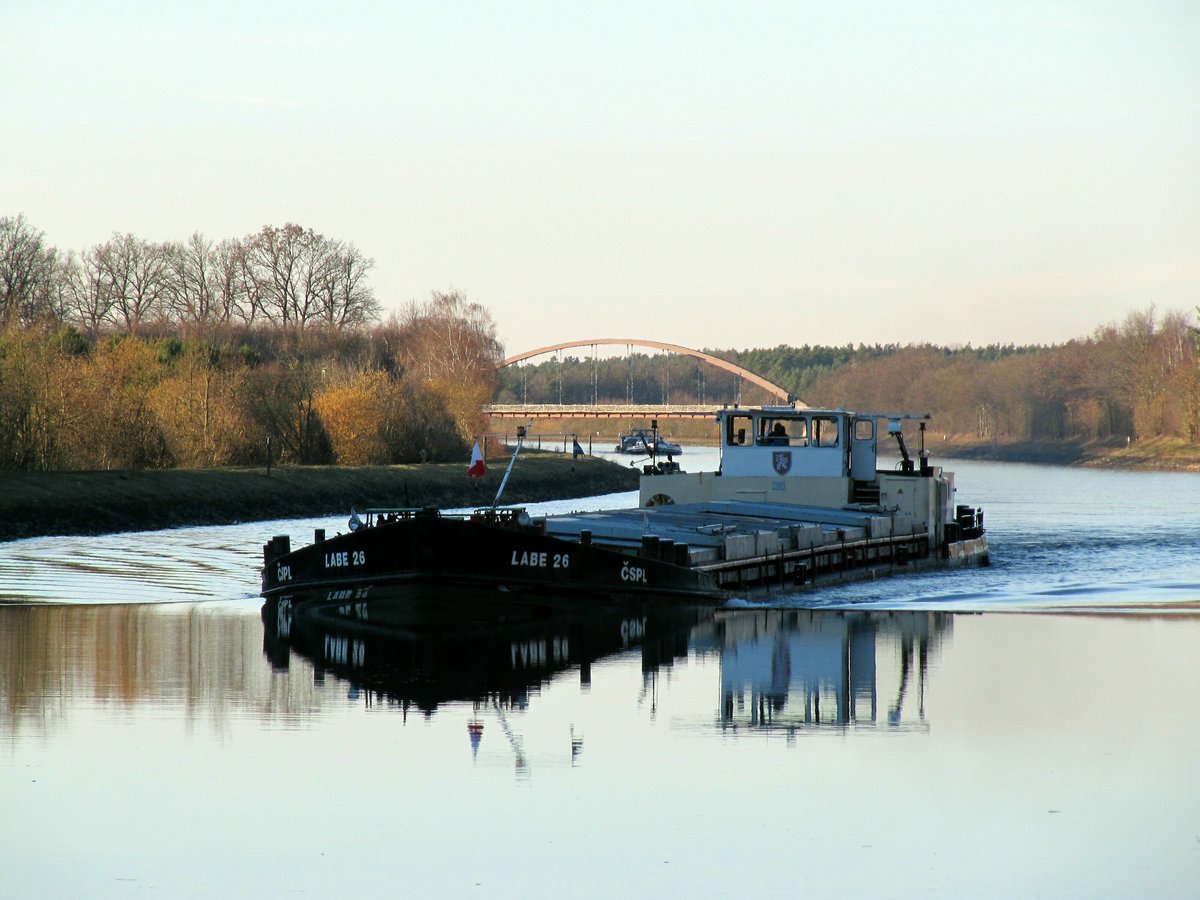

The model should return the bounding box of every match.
[718,406,899,480]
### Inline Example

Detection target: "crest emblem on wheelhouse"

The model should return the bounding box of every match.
[772,451,792,475]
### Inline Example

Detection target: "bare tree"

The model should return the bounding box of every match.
[396,290,504,440]
[43,252,76,323]
[244,224,381,330]
[62,245,115,338]
[398,290,504,382]
[247,223,309,326]
[98,233,172,334]
[227,237,265,324]
[165,232,217,329]
[0,214,59,325]
[296,231,334,327]
[316,241,378,328]
[197,237,249,325]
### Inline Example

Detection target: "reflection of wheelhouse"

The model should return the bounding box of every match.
[710,609,951,732]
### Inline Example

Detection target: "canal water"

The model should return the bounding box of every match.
[2,457,1199,898]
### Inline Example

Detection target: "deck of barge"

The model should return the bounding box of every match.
[541,501,933,592]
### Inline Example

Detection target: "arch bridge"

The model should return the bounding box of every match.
[487,337,801,419]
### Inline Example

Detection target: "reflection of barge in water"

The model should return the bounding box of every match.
[261,592,948,734]
[261,405,987,604]
[262,588,705,713]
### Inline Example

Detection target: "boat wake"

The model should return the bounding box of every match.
[0,520,287,605]
[727,543,1200,614]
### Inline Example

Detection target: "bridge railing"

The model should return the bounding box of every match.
[486,403,723,420]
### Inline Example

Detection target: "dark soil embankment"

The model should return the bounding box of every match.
[0,453,640,543]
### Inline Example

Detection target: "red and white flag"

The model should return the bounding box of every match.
[468,441,486,478]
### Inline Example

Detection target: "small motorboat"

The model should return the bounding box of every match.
[614,429,683,455]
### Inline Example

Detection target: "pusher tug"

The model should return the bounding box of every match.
[261,405,987,605]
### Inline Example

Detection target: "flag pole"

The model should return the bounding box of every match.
[493,423,530,509]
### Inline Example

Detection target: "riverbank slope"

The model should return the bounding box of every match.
[0,454,639,543]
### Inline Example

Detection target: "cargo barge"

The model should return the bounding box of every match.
[261,405,987,604]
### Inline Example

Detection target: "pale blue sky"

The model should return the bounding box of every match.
[3,1,1197,353]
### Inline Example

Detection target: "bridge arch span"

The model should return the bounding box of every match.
[501,338,796,404]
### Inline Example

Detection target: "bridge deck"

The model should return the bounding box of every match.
[486,404,727,419]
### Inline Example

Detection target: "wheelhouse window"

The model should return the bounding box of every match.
[725,414,753,446]
[756,417,808,447]
[813,416,840,447]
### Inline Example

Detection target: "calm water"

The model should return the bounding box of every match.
[2,457,1199,898]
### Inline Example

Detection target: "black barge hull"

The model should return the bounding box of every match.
[261,510,722,602]
[262,508,987,604]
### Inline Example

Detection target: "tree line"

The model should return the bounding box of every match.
[498,307,1200,446]
[797,308,1199,445]
[1,214,379,335]
[4,212,1197,471]
[1,215,502,471]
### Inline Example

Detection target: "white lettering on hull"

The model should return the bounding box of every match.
[324,550,366,568]
[510,550,570,569]
[621,562,648,584]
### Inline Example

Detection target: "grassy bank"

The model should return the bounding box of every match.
[0,453,640,543]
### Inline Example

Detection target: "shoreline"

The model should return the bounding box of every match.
[4,434,1196,544]
[0,453,640,543]
[933,435,1200,472]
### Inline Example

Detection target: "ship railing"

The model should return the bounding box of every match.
[360,507,441,527]
[469,507,533,527]
[694,531,931,589]
[357,506,537,528]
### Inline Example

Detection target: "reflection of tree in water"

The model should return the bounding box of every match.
[713,609,952,732]
[0,603,312,739]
